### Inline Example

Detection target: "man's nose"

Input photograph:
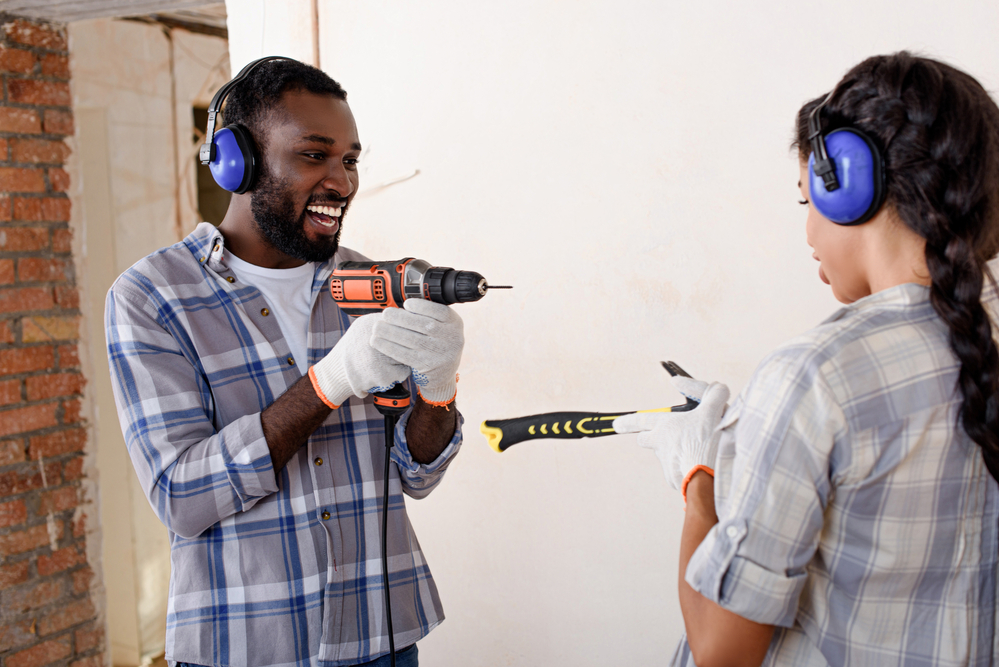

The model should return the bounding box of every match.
[322,161,354,196]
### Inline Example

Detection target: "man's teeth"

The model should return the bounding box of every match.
[307,205,342,218]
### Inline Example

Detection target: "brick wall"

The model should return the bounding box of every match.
[0,16,104,667]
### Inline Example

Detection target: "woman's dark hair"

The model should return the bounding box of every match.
[221,58,347,147]
[795,52,999,484]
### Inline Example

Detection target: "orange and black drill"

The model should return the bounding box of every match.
[330,258,511,315]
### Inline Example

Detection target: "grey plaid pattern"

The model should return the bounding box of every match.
[673,283,998,667]
[106,223,461,667]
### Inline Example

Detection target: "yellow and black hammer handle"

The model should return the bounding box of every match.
[481,400,696,453]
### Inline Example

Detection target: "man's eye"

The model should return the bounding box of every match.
[344,157,359,165]
[798,199,809,206]
[304,152,325,160]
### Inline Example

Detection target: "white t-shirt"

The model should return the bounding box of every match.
[224,250,314,368]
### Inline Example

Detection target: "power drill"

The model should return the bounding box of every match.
[330,258,511,315]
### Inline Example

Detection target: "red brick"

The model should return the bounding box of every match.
[0,226,48,251]
[0,195,11,221]
[0,378,22,404]
[54,285,78,310]
[70,656,103,667]
[73,623,103,653]
[0,258,14,285]
[0,439,26,465]
[0,469,38,496]
[70,513,85,538]
[39,485,78,514]
[0,523,50,556]
[0,167,46,193]
[0,403,58,437]
[4,19,68,51]
[0,560,30,589]
[42,109,73,136]
[0,107,41,133]
[61,398,82,425]
[0,136,7,160]
[0,619,35,652]
[28,427,85,458]
[40,53,69,80]
[0,345,55,375]
[62,455,83,481]
[0,45,36,74]
[13,198,42,222]
[40,198,70,222]
[0,287,55,314]
[38,597,94,637]
[71,565,93,595]
[37,544,84,577]
[18,258,70,284]
[0,498,27,527]
[49,169,69,195]
[8,79,71,107]
[7,636,72,667]
[0,320,13,343]
[11,138,70,165]
[56,345,80,369]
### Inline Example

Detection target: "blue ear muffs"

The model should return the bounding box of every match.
[199,56,297,194]
[208,125,258,194]
[807,96,887,226]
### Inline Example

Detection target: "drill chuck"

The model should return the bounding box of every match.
[425,267,489,304]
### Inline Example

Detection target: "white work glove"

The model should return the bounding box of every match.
[309,313,410,408]
[371,299,464,405]
[613,378,730,492]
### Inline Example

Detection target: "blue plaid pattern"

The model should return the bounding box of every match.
[672,283,999,666]
[106,223,461,667]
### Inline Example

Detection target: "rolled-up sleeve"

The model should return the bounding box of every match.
[390,407,463,499]
[685,347,846,627]
[106,280,279,539]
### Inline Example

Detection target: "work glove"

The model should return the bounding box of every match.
[613,378,730,493]
[371,299,464,406]
[309,313,411,408]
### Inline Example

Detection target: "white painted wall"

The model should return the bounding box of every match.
[225,2,999,665]
[68,19,229,665]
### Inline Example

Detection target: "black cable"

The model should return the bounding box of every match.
[382,414,396,667]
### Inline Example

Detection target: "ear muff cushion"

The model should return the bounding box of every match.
[808,128,885,226]
[209,125,258,194]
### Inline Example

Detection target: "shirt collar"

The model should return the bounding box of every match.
[822,282,931,325]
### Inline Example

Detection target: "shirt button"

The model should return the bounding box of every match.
[321,511,331,520]
[261,308,270,316]
[226,276,235,283]
[314,457,323,466]
[726,526,738,538]
[199,257,206,263]
[287,357,295,366]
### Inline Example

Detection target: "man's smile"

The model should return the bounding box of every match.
[306,203,343,234]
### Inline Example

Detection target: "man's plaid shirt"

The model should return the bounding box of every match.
[106,223,461,667]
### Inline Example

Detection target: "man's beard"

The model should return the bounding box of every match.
[249,171,344,263]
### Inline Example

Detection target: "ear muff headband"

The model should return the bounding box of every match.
[807,95,887,226]
[198,56,299,194]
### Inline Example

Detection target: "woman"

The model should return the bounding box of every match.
[616,52,999,666]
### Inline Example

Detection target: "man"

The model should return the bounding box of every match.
[106,58,462,667]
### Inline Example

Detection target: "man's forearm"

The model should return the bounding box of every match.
[678,471,774,667]
[262,375,333,472]
[405,394,458,464]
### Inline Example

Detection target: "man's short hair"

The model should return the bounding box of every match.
[221,58,347,145]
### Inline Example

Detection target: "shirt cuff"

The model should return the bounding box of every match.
[220,413,280,508]
[390,407,464,474]
[685,519,808,627]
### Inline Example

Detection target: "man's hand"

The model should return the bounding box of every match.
[309,312,411,408]
[614,378,730,491]
[371,299,464,405]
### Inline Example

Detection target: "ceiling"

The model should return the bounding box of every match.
[0,0,227,35]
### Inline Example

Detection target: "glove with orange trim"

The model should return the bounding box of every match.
[371,299,464,406]
[613,379,730,493]
[309,313,410,409]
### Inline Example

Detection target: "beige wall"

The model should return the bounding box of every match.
[220,2,998,665]
[67,19,229,665]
